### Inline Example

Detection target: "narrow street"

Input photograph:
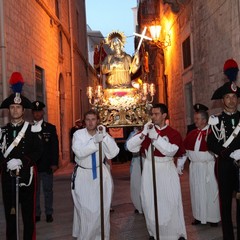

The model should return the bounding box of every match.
[0,161,235,239]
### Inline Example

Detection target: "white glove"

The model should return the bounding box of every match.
[7,158,22,171]
[97,125,106,137]
[230,149,240,160]
[94,132,103,143]
[177,156,187,175]
[142,121,152,136]
[148,126,158,140]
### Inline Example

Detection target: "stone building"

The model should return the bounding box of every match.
[0,0,97,166]
[137,0,240,136]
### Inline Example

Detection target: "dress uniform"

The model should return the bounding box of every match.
[0,72,42,240]
[31,101,59,223]
[207,59,240,240]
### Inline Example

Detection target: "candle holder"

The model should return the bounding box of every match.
[86,82,155,127]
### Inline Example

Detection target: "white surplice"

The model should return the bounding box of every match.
[185,126,220,224]
[71,128,119,240]
[130,155,144,213]
[127,125,187,240]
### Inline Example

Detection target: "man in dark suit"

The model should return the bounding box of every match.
[32,101,59,223]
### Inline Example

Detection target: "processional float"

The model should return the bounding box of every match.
[86,28,161,240]
[87,27,155,127]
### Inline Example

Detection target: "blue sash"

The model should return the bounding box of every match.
[91,152,97,179]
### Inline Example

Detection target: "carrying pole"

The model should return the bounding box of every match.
[99,127,104,240]
[151,141,160,240]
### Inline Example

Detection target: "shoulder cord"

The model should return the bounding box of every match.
[211,121,225,142]
[19,166,34,187]
[1,134,6,153]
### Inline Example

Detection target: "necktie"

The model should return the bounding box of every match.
[197,130,203,140]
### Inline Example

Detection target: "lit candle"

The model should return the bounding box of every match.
[142,83,148,96]
[87,86,93,99]
[149,83,155,96]
[96,85,103,98]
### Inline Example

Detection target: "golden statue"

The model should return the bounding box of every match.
[101,31,140,88]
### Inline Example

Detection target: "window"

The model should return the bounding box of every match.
[184,82,193,125]
[76,10,80,44]
[35,66,44,102]
[141,0,159,18]
[59,31,63,54]
[182,36,192,69]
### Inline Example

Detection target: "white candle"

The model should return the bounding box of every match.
[149,83,155,96]
[87,86,93,99]
[142,83,148,96]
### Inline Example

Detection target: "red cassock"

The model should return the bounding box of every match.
[142,125,185,157]
[184,128,210,151]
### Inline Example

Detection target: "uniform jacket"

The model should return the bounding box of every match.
[207,111,240,161]
[0,122,42,182]
[37,121,59,172]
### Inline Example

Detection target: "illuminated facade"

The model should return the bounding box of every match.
[137,0,240,136]
[0,0,96,166]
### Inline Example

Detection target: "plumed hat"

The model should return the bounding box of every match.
[211,59,240,100]
[224,59,238,71]
[211,82,240,100]
[193,103,208,112]
[0,72,32,109]
[32,101,45,111]
[223,59,239,82]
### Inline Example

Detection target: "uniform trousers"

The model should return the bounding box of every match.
[217,158,238,240]
[2,170,36,240]
[36,171,53,216]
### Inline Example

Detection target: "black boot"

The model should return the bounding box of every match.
[46,214,53,223]
[191,219,201,225]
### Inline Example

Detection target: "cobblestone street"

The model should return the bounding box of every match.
[0,161,236,239]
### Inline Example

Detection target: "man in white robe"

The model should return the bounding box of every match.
[71,109,119,240]
[125,127,144,214]
[183,110,220,226]
[127,103,187,240]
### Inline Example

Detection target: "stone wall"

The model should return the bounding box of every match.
[159,0,240,136]
[0,0,95,165]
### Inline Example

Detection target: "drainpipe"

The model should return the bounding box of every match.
[0,0,8,103]
[68,0,76,125]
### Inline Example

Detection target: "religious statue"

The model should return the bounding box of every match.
[101,31,140,89]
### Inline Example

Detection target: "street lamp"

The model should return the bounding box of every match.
[149,25,162,41]
[149,24,171,49]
